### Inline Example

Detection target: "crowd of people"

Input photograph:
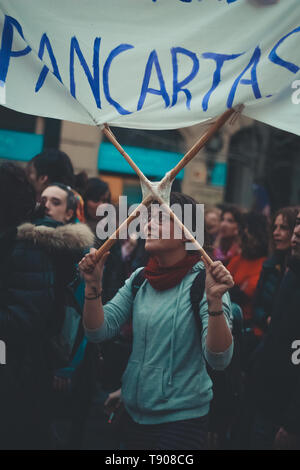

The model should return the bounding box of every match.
[0,148,299,450]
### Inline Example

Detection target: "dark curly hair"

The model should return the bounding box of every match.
[221,204,244,236]
[83,178,110,203]
[241,211,269,259]
[83,177,111,220]
[46,183,77,223]
[0,162,36,229]
[30,148,75,187]
[272,207,298,235]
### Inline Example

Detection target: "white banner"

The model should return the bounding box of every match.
[0,0,299,134]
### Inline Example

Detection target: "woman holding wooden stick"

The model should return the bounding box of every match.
[79,193,234,450]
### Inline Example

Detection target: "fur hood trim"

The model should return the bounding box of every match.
[17,223,94,253]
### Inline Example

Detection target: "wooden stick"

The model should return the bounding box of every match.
[144,188,213,265]
[95,194,153,260]
[103,124,165,199]
[160,202,213,265]
[103,125,149,184]
[100,111,236,265]
[167,108,235,181]
[96,191,212,264]
[100,124,217,264]
[130,178,212,264]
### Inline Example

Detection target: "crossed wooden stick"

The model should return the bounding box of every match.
[96,107,239,265]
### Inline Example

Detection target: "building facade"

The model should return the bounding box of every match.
[0,105,299,212]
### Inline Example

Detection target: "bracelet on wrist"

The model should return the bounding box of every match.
[85,289,102,300]
[208,309,224,317]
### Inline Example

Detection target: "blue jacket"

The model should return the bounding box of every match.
[85,261,233,424]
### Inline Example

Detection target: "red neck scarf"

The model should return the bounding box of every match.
[144,253,201,291]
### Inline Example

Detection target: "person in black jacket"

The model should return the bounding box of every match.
[27,149,75,201]
[253,207,298,333]
[0,163,93,450]
[249,210,300,450]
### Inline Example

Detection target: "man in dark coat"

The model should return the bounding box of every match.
[0,226,57,449]
[250,210,300,449]
[0,163,93,449]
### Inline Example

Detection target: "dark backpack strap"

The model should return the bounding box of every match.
[131,268,146,299]
[190,269,206,337]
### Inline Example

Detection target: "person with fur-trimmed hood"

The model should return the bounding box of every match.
[0,163,93,450]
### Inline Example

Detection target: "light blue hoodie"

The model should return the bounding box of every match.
[85,261,233,424]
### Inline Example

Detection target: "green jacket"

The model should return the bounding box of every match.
[85,261,233,424]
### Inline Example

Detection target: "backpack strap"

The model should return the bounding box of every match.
[131,268,146,299]
[190,269,206,337]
